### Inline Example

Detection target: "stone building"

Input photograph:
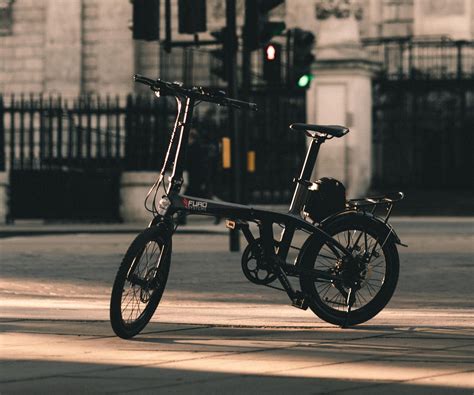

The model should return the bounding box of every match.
[0,0,473,222]
[1,0,472,95]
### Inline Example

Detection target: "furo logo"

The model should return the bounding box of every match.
[182,198,208,211]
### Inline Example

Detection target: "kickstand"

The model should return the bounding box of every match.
[341,287,356,329]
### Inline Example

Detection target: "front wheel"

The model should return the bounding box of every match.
[299,214,399,326]
[110,226,172,339]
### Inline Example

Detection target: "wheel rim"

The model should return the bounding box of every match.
[121,239,165,325]
[313,228,387,312]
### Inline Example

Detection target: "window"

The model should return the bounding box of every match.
[0,0,14,36]
[383,0,413,23]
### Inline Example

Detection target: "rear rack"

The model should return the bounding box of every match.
[347,192,404,223]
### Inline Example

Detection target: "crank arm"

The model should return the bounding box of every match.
[271,262,307,309]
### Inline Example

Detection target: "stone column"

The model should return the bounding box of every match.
[44,0,82,96]
[96,0,134,95]
[307,1,379,198]
[120,172,165,223]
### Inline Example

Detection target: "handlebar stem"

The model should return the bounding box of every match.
[133,74,257,196]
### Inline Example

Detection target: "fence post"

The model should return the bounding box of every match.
[9,95,15,171]
[0,95,7,223]
[456,41,463,79]
[398,40,404,80]
[28,94,34,169]
[311,14,380,198]
[124,94,134,170]
[0,95,5,171]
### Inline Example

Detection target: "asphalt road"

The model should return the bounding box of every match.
[1,217,473,393]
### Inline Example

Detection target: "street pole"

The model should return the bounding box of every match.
[241,47,250,206]
[226,0,241,252]
[242,0,252,206]
[164,0,171,53]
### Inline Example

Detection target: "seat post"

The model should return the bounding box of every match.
[288,138,323,215]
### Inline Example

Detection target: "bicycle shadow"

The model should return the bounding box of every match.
[2,318,472,394]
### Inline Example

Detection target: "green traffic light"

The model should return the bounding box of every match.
[297,74,312,88]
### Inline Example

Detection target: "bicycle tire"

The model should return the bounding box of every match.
[110,226,172,339]
[299,214,399,326]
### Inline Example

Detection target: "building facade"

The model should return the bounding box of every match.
[0,0,473,222]
[2,0,473,95]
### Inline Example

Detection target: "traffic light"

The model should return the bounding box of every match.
[291,28,315,89]
[178,0,207,34]
[132,0,160,41]
[243,0,286,51]
[263,43,282,83]
[210,28,229,82]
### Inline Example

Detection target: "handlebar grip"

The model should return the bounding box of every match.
[134,74,155,86]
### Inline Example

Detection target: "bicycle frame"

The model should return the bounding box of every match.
[148,91,355,303]
[110,75,405,337]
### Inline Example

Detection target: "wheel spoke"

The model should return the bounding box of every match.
[357,290,368,304]
[318,253,338,261]
[123,242,159,323]
[110,229,173,339]
[317,283,332,299]
[306,222,394,314]
[365,282,375,297]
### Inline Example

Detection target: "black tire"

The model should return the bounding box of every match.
[110,226,172,339]
[299,214,399,326]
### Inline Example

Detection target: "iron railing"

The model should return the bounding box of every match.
[363,37,474,80]
[1,89,306,204]
[0,94,126,172]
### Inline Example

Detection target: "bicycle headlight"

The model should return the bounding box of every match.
[157,196,171,216]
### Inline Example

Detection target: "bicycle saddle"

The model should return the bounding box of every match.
[290,123,349,138]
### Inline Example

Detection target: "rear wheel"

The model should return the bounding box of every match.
[299,215,399,326]
[110,226,172,339]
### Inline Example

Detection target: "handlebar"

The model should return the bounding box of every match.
[133,74,258,112]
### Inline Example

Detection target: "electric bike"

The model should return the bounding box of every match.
[110,75,405,339]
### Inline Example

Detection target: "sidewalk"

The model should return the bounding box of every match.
[2,317,473,394]
[1,214,473,238]
[0,216,226,238]
[1,219,473,393]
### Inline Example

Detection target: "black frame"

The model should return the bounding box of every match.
[135,74,356,304]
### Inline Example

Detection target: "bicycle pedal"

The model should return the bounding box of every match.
[226,220,236,229]
[291,297,308,310]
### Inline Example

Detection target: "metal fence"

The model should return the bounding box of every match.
[0,94,184,173]
[123,88,307,204]
[363,37,474,80]
[0,95,127,220]
[1,88,306,206]
[369,38,474,191]
[0,94,126,172]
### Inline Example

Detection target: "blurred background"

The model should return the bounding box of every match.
[0,0,473,223]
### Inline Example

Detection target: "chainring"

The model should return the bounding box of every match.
[241,238,278,285]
